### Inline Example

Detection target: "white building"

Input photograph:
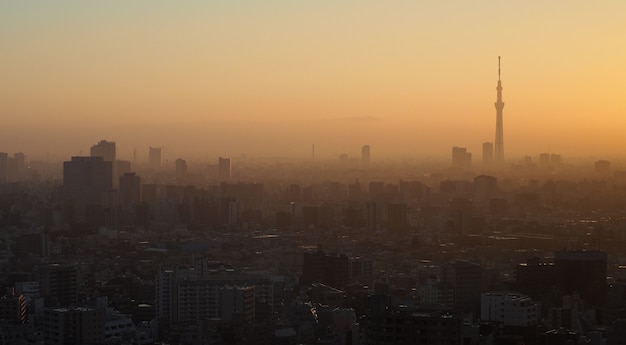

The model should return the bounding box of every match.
[481,292,539,326]
[156,265,274,324]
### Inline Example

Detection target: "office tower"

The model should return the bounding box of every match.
[175,158,187,177]
[43,307,105,345]
[443,260,482,316]
[482,142,493,166]
[90,140,116,162]
[494,56,505,162]
[550,153,561,165]
[218,157,231,181]
[452,146,471,168]
[36,264,79,307]
[119,172,141,208]
[554,250,607,307]
[148,146,161,169]
[361,144,371,163]
[0,152,7,184]
[62,156,113,224]
[0,289,27,324]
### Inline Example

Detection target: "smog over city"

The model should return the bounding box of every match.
[1,2,626,344]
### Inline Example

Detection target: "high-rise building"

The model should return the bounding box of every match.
[0,289,27,325]
[62,156,113,224]
[218,157,231,181]
[452,146,471,168]
[482,142,493,166]
[148,147,161,169]
[554,250,607,307]
[494,56,505,162]
[0,152,7,184]
[36,264,79,307]
[119,172,141,208]
[175,158,187,177]
[43,307,105,345]
[361,145,370,163]
[443,260,482,316]
[90,140,116,162]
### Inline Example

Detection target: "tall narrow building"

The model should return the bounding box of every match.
[494,56,505,162]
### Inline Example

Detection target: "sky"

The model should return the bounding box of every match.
[1,1,626,162]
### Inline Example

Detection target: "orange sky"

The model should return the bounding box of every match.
[1,1,626,161]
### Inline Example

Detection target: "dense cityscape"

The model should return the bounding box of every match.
[2,128,626,345]
[3,2,626,345]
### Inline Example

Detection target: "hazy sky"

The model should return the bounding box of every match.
[2,1,625,161]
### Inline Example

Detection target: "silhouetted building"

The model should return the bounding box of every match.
[36,264,79,307]
[219,157,231,181]
[43,306,106,345]
[494,56,505,162]
[443,260,482,316]
[361,145,370,163]
[474,175,498,201]
[515,257,556,301]
[0,152,8,184]
[175,158,187,177]
[62,156,113,224]
[452,146,471,168]
[554,250,607,307]
[90,139,116,162]
[148,146,161,169]
[302,250,368,289]
[119,172,141,208]
[483,142,494,166]
[0,289,27,324]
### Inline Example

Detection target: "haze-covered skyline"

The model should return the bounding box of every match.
[2,1,626,160]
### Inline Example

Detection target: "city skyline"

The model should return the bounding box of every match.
[2,1,626,160]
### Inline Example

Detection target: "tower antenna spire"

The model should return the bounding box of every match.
[494,56,505,162]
